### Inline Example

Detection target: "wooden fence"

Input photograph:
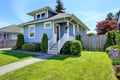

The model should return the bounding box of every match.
[81,35,107,50]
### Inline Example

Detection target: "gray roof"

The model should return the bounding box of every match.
[0,25,23,33]
[20,13,90,31]
[28,6,57,16]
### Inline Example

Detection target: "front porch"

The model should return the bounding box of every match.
[48,21,78,54]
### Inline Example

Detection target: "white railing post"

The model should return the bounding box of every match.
[48,34,56,52]
[67,21,69,40]
[58,33,67,52]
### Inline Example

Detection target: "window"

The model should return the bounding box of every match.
[44,22,51,29]
[41,13,46,19]
[37,14,40,20]
[29,25,35,38]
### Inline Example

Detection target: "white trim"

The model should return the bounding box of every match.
[35,11,46,20]
[73,24,75,36]
[56,24,61,41]
[47,10,48,18]
[28,24,35,38]
[44,21,52,29]
[67,21,69,40]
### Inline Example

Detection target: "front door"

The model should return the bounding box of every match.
[56,25,60,42]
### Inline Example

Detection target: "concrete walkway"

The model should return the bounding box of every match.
[0,54,54,76]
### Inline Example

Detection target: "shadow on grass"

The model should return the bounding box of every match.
[46,54,80,61]
[0,50,36,59]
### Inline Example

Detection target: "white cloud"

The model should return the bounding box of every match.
[12,0,30,22]
[76,8,119,22]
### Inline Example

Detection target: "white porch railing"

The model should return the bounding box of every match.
[58,33,67,52]
[48,34,56,51]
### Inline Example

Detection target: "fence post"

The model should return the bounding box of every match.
[88,36,90,50]
[98,35,100,50]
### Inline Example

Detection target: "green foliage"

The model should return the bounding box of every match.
[41,33,48,53]
[22,43,40,52]
[106,12,114,20]
[12,46,17,50]
[105,45,120,53]
[70,40,82,55]
[116,33,120,46]
[55,0,66,13]
[60,41,72,55]
[16,34,24,49]
[104,32,114,50]
[22,44,29,51]
[76,34,81,41]
[87,32,95,36]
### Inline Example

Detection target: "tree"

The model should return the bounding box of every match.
[106,12,114,20]
[41,33,48,53]
[16,33,24,49]
[114,10,120,21]
[96,20,118,35]
[55,0,66,13]
[103,32,114,50]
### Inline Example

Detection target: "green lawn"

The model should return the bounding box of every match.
[0,51,117,80]
[0,50,37,66]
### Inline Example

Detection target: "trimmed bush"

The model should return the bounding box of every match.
[103,32,113,50]
[76,34,81,41]
[22,43,40,52]
[22,44,29,51]
[16,33,24,49]
[60,41,72,55]
[29,43,40,52]
[41,33,48,53]
[70,40,82,55]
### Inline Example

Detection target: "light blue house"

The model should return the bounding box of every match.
[20,6,90,54]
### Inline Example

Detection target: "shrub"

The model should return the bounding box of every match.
[12,46,17,50]
[76,34,81,41]
[41,33,48,53]
[103,32,113,50]
[60,41,72,55]
[76,34,83,48]
[29,42,40,52]
[16,33,24,49]
[87,31,95,36]
[22,43,40,52]
[70,40,82,55]
[116,33,120,46]
[106,45,120,53]
[22,44,29,51]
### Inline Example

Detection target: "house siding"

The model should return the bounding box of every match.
[48,11,55,18]
[24,21,53,43]
[69,23,73,36]
[60,23,67,38]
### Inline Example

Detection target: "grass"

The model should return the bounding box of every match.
[0,50,37,66]
[112,59,120,65]
[0,51,117,80]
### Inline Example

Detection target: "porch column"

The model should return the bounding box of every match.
[67,21,69,40]
[73,24,75,37]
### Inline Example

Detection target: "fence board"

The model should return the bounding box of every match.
[81,35,106,50]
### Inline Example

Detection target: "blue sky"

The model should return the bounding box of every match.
[0,0,119,32]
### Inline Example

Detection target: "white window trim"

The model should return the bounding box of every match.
[28,25,35,38]
[44,21,52,29]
